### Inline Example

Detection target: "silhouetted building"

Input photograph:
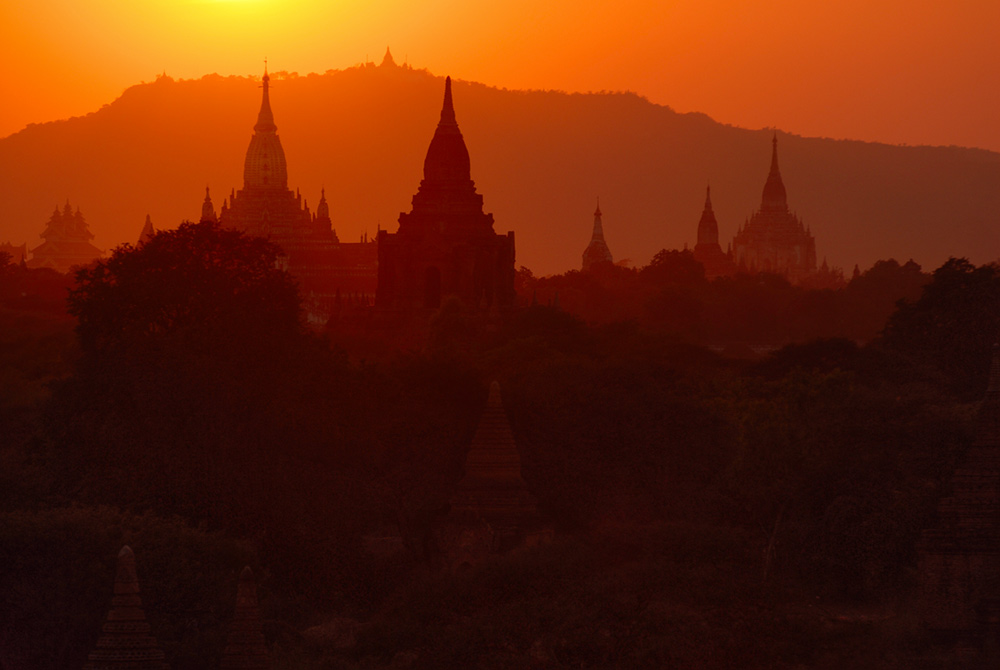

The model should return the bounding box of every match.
[692,185,736,279]
[220,567,270,670]
[444,381,541,568]
[376,77,515,312]
[217,67,377,309]
[28,201,102,273]
[582,199,613,271]
[83,546,169,670]
[918,346,1000,657]
[138,215,156,246]
[731,135,816,282]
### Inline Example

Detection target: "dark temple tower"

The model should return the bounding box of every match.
[581,198,613,271]
[692,185,735,278]
[376,77,515,311]
[731,134,816,282]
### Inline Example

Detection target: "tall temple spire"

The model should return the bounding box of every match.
[697,184,719,247]
[582,198,613,270]
[83,546,169,669]
[760,132,788,213]
[421,76,471,184]
[243,65,288,190]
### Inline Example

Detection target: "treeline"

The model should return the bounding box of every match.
[519,251,928,346]
[1,232,998,667]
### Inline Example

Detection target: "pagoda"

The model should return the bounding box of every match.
[83,546,169,670]
[376,77,515,312]
[581,198,613,271]
[28,201,102,273]
[692,185,736,279]
[444,381,539,567]
[217,67,376,304]
[730,135,816,282]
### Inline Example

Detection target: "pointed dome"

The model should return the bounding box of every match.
[381,47,396,67]
[201,186,218,223]
[422,77,472,184]
[761,133,788,213]
[220,567,270,670]
[83,546,169,669]
[316,187,330,221]
[697,184,719,246]
[243,69,288,191]
[582,199,613,270]
[138,215,156,246]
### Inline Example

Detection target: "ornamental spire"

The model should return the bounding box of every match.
[254,65,276,134]
[760,132,788,213]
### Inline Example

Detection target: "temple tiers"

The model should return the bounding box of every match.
[692,186,736,279]
[444,381,539,567]
[28,201,102,273]
[83,546,169,670]
[376,77,515,312]
[730,135,816,282]
[582,198,613,271]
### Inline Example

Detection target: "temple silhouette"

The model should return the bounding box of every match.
[581,198,613,271]
[376,77,516,312]
[691,185,736,279]
[214,67,377,311]
[731,134,817,281]
[27,201,102,273]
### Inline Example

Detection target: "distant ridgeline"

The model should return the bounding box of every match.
[1,50,997,277]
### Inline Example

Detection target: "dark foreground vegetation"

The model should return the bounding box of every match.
[1,227,997,668]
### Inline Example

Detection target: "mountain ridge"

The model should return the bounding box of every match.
[2,62,998,275]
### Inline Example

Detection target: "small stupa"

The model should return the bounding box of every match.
[83,546,169,669]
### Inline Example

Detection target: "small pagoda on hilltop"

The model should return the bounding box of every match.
[28,200,102,273]
[582,198,613,271]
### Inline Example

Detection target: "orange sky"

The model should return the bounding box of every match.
[2,0,998,150]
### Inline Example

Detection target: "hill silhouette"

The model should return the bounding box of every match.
[1,59,998,275]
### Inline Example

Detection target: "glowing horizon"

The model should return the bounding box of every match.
[2,0,998,151]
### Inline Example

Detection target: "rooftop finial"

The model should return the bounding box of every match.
[440,76,457,126]
[705,183,712,209]
[595,196,601,217]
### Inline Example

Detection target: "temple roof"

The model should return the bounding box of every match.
[583,199,613,269]
[422,77,472,185]
[243,68,288,191]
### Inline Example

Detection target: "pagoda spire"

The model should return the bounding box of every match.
[582,198,613,270]
[254,64,276,133]
[760,132,788,213]
[420,76,471,185]
[83,546,169,669]
[138,214,156,246]
[243,63,288,190]
[201,186,218,223]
